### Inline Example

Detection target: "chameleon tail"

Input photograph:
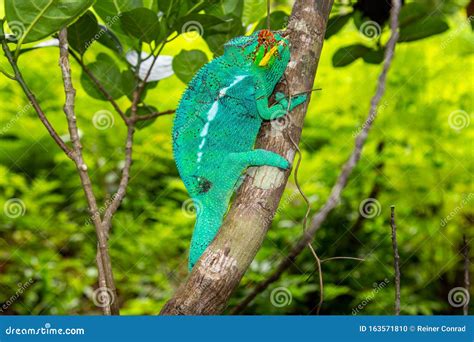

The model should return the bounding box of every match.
[189,200,228,270]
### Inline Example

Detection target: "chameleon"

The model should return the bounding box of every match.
[172,29,307,270]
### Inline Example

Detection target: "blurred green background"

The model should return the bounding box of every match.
[0,0,473,315]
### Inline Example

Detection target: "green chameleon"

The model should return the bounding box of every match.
[172,29,307,270]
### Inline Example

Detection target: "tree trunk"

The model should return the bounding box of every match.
[160,0,334,315]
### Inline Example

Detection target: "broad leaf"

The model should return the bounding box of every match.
[332,44,370,67]
[96,25,123,55]
[80,53,130,100]
[172,50,208,84]
[67,11,99,55]
[206,0,243,18]
[5,0,95,45]
[93,0,142,19]
[399,17,449,42]
[362,49,384,64]
[255,11,289,31]
[398,3,431,27]
[242,0,266,26]
[120,8,160,43]
[203,16,244,55]
[325,13,352,39]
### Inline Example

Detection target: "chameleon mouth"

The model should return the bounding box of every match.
[258,40,285,67]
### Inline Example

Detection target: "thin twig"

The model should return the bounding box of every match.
[320,256,365,263]
[69,49,128,124]
[267,0,271,30]
[58,28,119,315]
[390,205,401,315]
[232,0,402,313]
[462,233,470,316]
[102,124,135,232]
[133,109,176,122]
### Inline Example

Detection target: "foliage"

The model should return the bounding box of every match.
[0,0,472,315]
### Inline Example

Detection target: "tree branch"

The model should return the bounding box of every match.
[233,0,402,313]
[102,124,135,231]
[462,233,470,316]
[69,49,128,124]
[390,205,401,315]
[1,39,74,159]
[133,109,175,122]
[58,28,119,315]
[160,0,334,315]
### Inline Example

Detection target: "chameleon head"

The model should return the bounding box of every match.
[223,29,290,70]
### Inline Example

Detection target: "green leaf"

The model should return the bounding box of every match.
[93,0,142,48]
[120,8,160,43]
[80,53,130,100]
[96,25,123,55]
[175,13,227,33]
[157,0,173,14]
[399,17,449,42]
[242,0,266,26]
[254,11,289,31]
[5,0,96,45]
[332,44,370,67]
[67,11,99,55]
[93,0,142,19]
[398,3,431,27]
[203,16,244,55]
[206,0,243,17]
[362,49,384,64]
[325,13,352,39]
[172,50,208,84]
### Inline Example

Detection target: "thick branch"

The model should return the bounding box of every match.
[233,0,401,313]
[160,0,334,315]
[58,29,119,315]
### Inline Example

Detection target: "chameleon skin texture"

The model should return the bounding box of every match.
[172,30,307,270]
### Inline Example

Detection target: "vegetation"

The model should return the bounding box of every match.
[0,0,472,315]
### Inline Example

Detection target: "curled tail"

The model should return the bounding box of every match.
[189,200,227,270]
